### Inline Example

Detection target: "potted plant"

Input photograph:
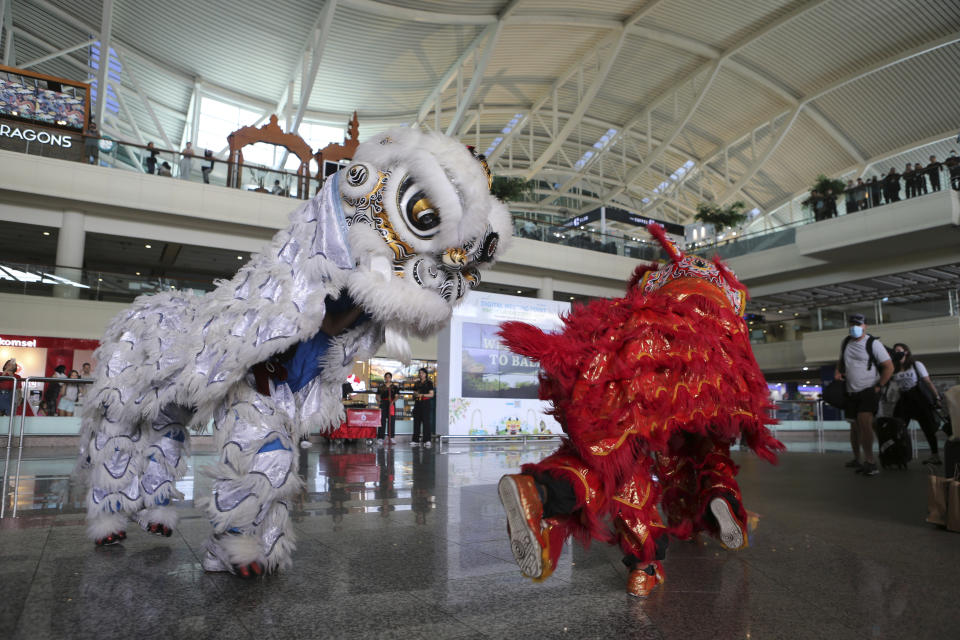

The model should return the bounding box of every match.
[693,200,747,231]
[491,176,534,202]
[800,174,845,219]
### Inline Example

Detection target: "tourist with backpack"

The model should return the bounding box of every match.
[891,343,950,465]
[834,314,893,476]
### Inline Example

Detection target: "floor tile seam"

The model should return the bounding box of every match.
[404,589,492,639]
[737,554,862,632]
[12,523,52,636]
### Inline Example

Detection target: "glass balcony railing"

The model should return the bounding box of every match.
[746,289,959,344]
[7,131,960,261]
[0,261,218,303]
[512,217,662,260]
[93,138,320,199]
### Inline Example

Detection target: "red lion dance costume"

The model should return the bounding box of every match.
[497,224,783,597]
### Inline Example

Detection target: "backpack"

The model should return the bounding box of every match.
[838,334,880,374]
[912,362,940,408]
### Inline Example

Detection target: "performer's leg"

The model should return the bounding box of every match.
[656,433,748,549]
[412,408,423,444]
[136,403,192,536]
[378,406,387,441]
[612,460,668,597]
[200,380,302,577]
[498,442,607,581]
[655,438,699,539]
[696,439,750,550]
[84,410,145,545]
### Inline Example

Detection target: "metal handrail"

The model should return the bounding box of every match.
[3,376,93,518]
[438,433,562,446]
[1,375,20,518]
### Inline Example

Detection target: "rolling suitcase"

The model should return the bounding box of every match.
[875,416,911,469]
[944,386,960,478]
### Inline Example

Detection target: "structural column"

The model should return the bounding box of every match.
[538,276,554,301]
[54,210,85,299]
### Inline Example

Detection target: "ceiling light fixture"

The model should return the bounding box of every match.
[144,244,151,249]
[42,231,50,236]
[135,271,141,276]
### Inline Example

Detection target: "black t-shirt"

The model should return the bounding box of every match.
[413,379,434,405]
[377,382,397,405]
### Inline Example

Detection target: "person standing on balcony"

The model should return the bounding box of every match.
[945,151,960,190]
[891,343,950,464]
[902,163,916,199]
[145,141,159,174]
[835,314,893,477]
[854,178,869,210]
[882,167,901,202]
[914,160,929,196]
[844,180,858,213]
[868,176,882,208]
[823,188,838,218]
[178,141,194,180]
[201,149,215,184]
[926,156,942,192]
[84,121,99,165]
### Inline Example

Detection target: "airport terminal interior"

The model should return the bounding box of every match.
[1,1,960,638]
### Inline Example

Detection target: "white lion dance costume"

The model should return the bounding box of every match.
[78,129,510,577]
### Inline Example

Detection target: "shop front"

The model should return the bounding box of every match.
[1,334,99,421]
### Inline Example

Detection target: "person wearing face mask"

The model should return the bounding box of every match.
[834,314,894,476]
[891,343,949,464]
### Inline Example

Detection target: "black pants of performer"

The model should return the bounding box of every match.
[930,174,941,191]
[894,388,950,455]
[917,177,928,196]
[412,402,431,443]
[846,200,857,213]
[378,403,395,439]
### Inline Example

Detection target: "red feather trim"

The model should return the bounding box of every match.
[712,254,749,300]
[645,223,684,263]
[626,263,658,291]
[500,282,782,495]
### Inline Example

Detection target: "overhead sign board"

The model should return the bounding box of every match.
[560,207,685,236]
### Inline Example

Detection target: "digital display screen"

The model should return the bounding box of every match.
[461,321,540,399]
[0,69,87,131]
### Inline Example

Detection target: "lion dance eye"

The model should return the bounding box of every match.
[397,175,440,238]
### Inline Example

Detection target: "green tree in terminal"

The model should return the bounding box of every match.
[801,174,846,210]
[693,200,747,231]
[491,176,534,202]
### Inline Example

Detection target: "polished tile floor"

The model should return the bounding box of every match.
[1,441,958,639]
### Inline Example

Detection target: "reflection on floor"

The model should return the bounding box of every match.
[1,442,958,639]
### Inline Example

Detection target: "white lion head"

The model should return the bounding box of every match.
[339,127,511,338]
